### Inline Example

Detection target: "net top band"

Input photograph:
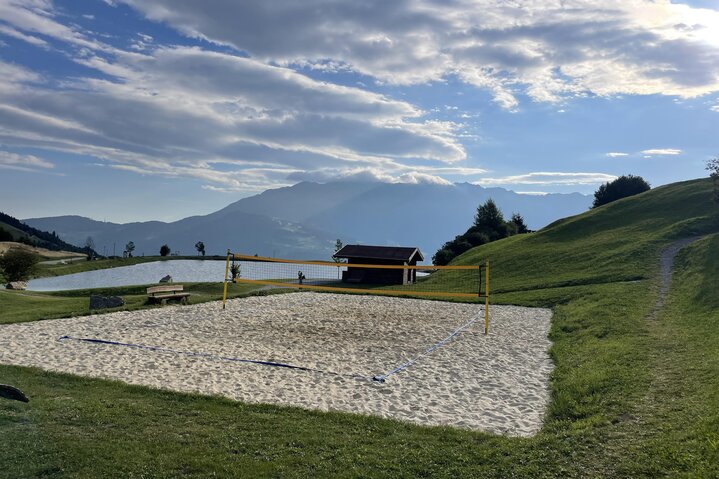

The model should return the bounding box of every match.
[229,253,482,270]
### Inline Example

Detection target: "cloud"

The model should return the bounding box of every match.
[474,172,617,186]
[0,33,466,192]
[117,0,719,108]
[0,23,48,47]
[0,0,107,50]
[711,104,719,112]
[606,152,629,157]
[640,148,682,155]
[0,150,54,172]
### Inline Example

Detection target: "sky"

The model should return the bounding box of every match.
[0,0,717,222]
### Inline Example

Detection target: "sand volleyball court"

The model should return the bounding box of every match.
[0,292,553,436]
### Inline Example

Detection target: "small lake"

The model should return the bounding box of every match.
[27,259,346,292]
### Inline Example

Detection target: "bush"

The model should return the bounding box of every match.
[593,175,650,208]
[432,248,454,266]
[509,213,529,234]
[706,156,719,204]
[465,231,490,247]
[0,248,39,282]
[160,244,171,256]
[0,227,13,242]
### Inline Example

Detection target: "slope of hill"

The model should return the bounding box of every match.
[25,211,338,259]
[0,211,88,254]
[447,178,718,293]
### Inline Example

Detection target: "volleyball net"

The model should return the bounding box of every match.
[221,252,491,333]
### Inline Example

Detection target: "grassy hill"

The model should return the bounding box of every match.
[437,177,718,295]
[0,211,89,255]
[1,178,718,477]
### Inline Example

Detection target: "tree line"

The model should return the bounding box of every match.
[432,199,528,265]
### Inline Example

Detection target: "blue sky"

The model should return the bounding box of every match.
[0,0,717,222]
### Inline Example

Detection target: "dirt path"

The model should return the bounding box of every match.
[649,236,702,319]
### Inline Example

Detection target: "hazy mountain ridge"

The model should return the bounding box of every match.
[224,181,592,256]
[23,181,591,259]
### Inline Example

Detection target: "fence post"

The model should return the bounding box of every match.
[484,260,490,335]
[222,249,231,310]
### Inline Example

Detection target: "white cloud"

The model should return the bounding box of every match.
[0,23,48,47]
[0,150,54,172]
[606,152,629,157]
[710,104,719,112]
[0,0,107,50]
[0,37,466,191]
[117,0,719,108]
[475,172,617,186]
[640,148,682,155]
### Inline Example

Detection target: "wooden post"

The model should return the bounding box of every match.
[222,249,231,310]
[484,260,490,335]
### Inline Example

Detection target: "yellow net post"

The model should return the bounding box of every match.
[222,249,231,310]
[484,260,490,335]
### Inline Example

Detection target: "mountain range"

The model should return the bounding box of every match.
[23,181,592,260]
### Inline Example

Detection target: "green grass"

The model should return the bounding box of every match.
[1,178,718,477]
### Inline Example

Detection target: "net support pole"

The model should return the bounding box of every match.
[484,260,490,335]
[222,249,231,310]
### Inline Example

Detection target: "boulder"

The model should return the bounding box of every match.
[89,295,125,310]
[5,281,27,290]
[159,275,172,283]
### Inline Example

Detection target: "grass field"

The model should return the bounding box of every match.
[1,178,718,477]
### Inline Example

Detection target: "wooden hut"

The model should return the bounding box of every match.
[333,244,424,285]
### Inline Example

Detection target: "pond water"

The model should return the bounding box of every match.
[27,259,346,292]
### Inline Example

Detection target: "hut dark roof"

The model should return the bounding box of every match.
[333,244,424,262]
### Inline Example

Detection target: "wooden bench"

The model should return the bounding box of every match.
[147,285,190,305]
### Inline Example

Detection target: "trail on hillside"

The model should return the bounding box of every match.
[650,236,702,319]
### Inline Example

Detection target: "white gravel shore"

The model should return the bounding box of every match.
[0,292,553,436]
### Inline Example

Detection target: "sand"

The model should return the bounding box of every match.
[0,292,553,436]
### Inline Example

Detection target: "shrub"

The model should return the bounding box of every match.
[593,175,650,208]
[509,213,529,234]
[230,263,241,279]
[432,248,454,266]
[160,244,171,256]
[0,248,40,282]
[465,231,490,247]
[706,156,719,204]
[0,227,13,242]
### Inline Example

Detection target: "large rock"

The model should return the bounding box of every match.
[159,275,172,283]
[89,295,125,310]
[5,281,27,290]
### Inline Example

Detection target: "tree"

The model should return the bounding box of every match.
[592,175,650,208]
[333,239,344,262]
[474,198,506,239]
[0,249,39,282]
[84,236,96,260]
[432,248,454,266]
[160,244,170,257]
[509,213,529,234]
[0,227,13,242]
[195,241,205,256]
[706,156,719,204]
[125,241,135,258]
[432,199,522,265]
